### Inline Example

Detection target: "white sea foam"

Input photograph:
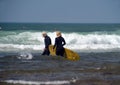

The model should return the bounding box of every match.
[17,52,33,60]
[1,31,120,52]
[4,80,71,85]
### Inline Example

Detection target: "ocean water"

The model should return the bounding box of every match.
[0,23,120,85]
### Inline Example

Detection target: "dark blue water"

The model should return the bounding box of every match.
[0,23,120,32]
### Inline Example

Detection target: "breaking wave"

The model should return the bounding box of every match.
[3,79,75,85]
[1,31,120,52]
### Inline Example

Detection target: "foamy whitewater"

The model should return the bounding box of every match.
[4,80,73,85]
[0,23,120,85]
[1,31,120,52]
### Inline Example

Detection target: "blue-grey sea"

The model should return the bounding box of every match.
[0,23,120,85]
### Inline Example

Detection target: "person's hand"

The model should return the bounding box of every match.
[52,48,54,51]
[44,48,46,51]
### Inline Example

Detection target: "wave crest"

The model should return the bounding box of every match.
[4,80,71,85]
[1,31,120,52]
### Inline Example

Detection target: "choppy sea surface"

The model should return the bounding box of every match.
[0,23,120,85]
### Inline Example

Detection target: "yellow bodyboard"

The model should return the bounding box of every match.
[49,45,80,61]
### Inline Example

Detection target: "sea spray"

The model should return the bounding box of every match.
[17,52,33,60]
[1,31,120,52]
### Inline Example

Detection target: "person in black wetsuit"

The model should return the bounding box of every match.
[53,31,66,56]
[42,32,51,55]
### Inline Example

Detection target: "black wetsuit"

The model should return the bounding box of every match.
[42,35,51,55]
[53,36,66,56]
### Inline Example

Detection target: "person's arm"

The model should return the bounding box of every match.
[53,38,57,49]
[45,38,48,48]
[62,37,66,46]
[49,37,52,45]
[45,37,51,49]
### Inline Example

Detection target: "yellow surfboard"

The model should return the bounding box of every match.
[49,45,80,61]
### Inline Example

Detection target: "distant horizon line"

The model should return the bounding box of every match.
[0,22,120,24]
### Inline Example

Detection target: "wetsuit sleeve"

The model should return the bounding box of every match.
[53,38,57,49]
[62,37,66,46]
[45,37,51,48]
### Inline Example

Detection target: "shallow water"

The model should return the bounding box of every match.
[0,52,120,85]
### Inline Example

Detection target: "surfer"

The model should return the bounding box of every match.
[53,31,66,56]
[42,32,51,55]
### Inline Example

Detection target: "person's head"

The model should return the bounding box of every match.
[42,32,47,38]
[56,31,61,37]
